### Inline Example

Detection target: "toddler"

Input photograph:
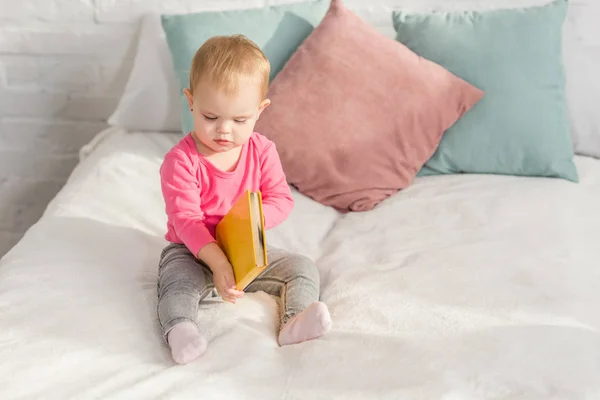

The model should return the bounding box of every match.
[157,35,332,365]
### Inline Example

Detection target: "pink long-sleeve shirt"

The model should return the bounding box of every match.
[159,132,294,257]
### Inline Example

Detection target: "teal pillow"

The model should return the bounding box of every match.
[161,1,328,135]
[392,0,578,182]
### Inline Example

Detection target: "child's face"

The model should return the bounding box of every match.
[184,77,270,155]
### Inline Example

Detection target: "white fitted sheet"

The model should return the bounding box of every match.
[1,127,600,399]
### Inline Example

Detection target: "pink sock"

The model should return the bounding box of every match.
[278,302,332,346]
[167,321,207,365]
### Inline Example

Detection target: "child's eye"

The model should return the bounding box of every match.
[234,119,247,124]
[203,115,217,121]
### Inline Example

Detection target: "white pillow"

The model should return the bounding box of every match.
[563,1,600,158]
[107,14,182,133]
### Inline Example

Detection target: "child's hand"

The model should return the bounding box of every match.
[212,262,244,304]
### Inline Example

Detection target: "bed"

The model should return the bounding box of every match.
[3,0,600,398]
[1,126,600,399]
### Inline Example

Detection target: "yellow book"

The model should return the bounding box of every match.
[215,190,268,291]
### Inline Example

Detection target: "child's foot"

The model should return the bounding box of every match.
[278,301,332,346]
[167,321,207,364]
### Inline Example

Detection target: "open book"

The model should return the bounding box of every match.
[215,190,268,291]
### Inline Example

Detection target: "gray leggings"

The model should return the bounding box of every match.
[157,243,321,338]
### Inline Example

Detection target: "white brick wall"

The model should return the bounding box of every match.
[0,0,139,257]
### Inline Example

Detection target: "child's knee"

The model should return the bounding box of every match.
[158,278,201,299]
[287,254,320,285]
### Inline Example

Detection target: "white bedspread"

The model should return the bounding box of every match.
[2,127,600,399]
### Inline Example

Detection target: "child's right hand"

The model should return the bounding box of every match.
[212,262,245,304]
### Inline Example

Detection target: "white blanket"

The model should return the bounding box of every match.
[1,128,600,399]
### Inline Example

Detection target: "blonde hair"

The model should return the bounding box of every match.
[189,34,270,99]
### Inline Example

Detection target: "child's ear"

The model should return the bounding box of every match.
[257,98,271,119]
[183,88,194,110]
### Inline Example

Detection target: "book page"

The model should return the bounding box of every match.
[250,192,265,267]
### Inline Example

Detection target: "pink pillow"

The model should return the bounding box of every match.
[255,0,484,212]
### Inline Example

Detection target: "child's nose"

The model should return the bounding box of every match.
[216,121,232,134]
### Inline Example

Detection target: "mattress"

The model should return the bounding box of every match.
[1,127,600,399]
